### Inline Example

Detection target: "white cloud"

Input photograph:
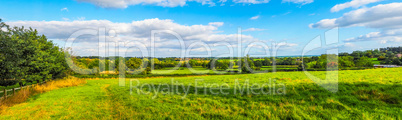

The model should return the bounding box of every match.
[5,19,264,56]
[344,43,355,47]
[283,12,291,15]
[242,28,266,32]
[5,19,221,41]
[250,15,260,20]
[77,17,86,21]
[331,0,381,12]
[310,3,402,29]
[208,22,224,27]
[309,19,336,29]
[345,29,402,43]
[219,0,228,3]
[275,42,298,47]
[311,3,402,44]
[232,0,269,4]
[282,0,313,5]
[219,0,227,6]
[75,0,215,8]
[75,0,278,8]
[62,17,70,21]
[61,7,68,11]
[5,18,301,56]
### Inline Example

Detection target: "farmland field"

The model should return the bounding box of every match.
[1,68,401,119]
[150,65,300,75]
[371,58,381,65]
[260,65,299,71]
[151,67,220,74]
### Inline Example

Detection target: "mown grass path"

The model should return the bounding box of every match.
[1,68,401,119]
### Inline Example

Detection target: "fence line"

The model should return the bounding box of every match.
[0,81,47,99]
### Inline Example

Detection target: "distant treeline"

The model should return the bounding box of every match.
[339,47,402,65]
[68,46,402,76]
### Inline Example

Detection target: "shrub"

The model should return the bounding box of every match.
[0,80,20,87]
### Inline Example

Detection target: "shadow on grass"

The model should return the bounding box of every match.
[99,81,402,119]
[130,82,401,110]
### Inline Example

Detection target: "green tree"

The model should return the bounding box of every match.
[241,55,254,73]
[0,19,69,86]
[356,56,373,67]
[386,51,395,59]
[221,62,229,70]
[126,58,143,70]
[187,59,197,67]
[254,60,263,68]
[263,57,271,66]
[392,58,402,65]
[339,56,355,68]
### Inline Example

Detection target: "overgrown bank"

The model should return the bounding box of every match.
[0,77,86,111]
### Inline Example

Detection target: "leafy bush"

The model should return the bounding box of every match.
[0,19,69,86]
[0,79,20,87]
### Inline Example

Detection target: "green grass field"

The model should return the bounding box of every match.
[151,65,300,75]
[371,58,381,65]
[260,65,299,71]
[1,68,401,119]
[151,67,228,74]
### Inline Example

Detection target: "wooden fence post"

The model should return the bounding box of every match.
[4,89,7,99]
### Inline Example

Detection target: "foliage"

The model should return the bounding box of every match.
[254,60,263,68]
[241,55,254,73]
[0,80,20,87]
[263,57,271,66]
[0,20,68,86]
[356,56,374,67]
[339,56,355,68]
[125,58,143,70]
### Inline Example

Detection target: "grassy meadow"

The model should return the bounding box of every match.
[150,65,300,75]
[1,68,401,119]
[371,58,381,65]
[151,67,217,74]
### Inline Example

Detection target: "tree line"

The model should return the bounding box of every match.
[0,19,69,87]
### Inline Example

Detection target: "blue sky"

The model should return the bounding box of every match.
[1,0,402,57]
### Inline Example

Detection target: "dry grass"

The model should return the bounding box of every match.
[0,77,86,111]
[99,71,117,74]
[34,78,86,93]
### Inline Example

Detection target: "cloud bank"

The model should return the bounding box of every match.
[330,0,381,12]
[6,18,277,56]
[311,2,402,44]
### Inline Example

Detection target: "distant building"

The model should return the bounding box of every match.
[396,54,402,58]
[374,65,401,68]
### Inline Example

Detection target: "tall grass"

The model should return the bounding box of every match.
[0,77,86,111]
[0,68,401,119]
